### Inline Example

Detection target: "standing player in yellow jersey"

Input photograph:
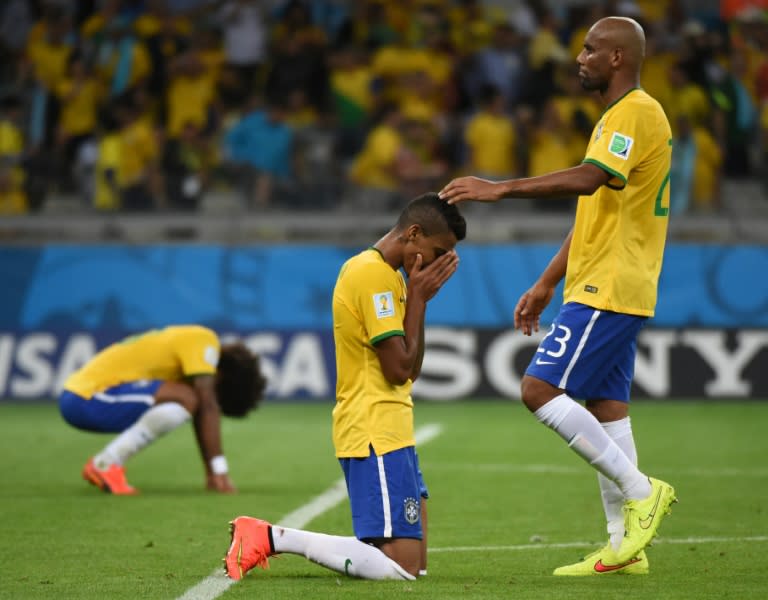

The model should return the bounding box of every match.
[224,193,465,581]
[439,17,677,575]
[59,325,266,495]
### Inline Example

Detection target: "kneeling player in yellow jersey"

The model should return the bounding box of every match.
[58,325,266,495]
[440,17,677,575]
[224,192,465,581]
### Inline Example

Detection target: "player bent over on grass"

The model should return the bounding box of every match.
[439,17,677,575]
[224,192,466,581]
[58,325,266,495]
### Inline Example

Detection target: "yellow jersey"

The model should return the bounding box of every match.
[63,326,220,398]
[566,88,672,317]
[0,121,23,158]
[465,111,516,177]
[118,119,158,186]
[349,124,401,191]
[332,248,414,458]
[94,133,121,210]
[56,78,101,137]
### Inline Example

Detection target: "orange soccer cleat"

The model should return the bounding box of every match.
[82,458,138,495]
[224,517,275,580]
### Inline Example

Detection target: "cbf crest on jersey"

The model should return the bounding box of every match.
[608,132,633,159]
[594,120,604,141]
[404,497,420,524]
[373,291,395,318]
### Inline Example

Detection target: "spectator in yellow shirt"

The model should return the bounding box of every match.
[115,94,160,210]
[348,102,403,209]
[691,124,723,212]
[0,94,24,164]
[93,108,122,211]
[527,99,584,211]
[0,166,27,215]
[23,6,75,149]
[55,53,103,193]
[395,113,449,201]
[23,6,73,93]
[166,48,217,139]
[661,62,712,132]
[0,94,29,214]
[463,84,517,179]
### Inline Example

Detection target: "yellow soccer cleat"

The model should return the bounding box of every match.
[224,516,274,580]
[553,543,648,576]
[616,477,677,563]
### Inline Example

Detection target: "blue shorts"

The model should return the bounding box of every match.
[525,302,646,402]
[58,380,163,433]
[339,446,428,541]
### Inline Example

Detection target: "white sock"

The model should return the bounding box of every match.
[94,402,191,468]
[598,417,638,551]
[271,526,415,580]
[534,394,651,500]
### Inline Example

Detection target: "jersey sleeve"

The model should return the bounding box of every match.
[176,327,220,377]
[583,102,644,189]
[355,261,405,345]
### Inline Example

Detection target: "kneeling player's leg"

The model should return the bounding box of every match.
[271,526,415,580]
[227,446,424,581]
[291,445,424,579]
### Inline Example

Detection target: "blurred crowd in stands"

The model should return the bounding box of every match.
[0,0,766,216]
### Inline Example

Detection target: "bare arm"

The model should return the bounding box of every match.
[375,251,459,384]
[514,229,573,335]
[191,374,235,492]
[439,162,611,204]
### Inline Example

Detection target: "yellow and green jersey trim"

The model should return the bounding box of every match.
[371,330,404,345]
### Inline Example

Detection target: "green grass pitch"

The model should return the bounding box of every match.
[1,400,767,599]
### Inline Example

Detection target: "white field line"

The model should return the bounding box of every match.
[176,423,444,600]
[429,535,768,553]
[426,463,768,477]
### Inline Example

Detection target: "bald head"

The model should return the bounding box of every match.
[589,16,646,70]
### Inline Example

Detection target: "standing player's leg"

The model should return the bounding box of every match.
[587,342,644,554]
[522,303,676,563]
[554,398,650,575]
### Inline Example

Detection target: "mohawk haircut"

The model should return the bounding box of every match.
[215,342,267,418]
[396,192,467,241]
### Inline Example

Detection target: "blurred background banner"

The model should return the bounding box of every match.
[3,243,768,329]
[1,242,766,401]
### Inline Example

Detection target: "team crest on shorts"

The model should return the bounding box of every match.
[404,497,420,524]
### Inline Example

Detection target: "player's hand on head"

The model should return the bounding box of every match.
[207,473,237,494]
[409,250,459,302]
[439,176,500,204]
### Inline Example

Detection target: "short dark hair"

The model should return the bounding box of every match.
[215,342,267,417]
[396,192,467,241]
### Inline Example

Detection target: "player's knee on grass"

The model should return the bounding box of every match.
[375,537,423,577]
